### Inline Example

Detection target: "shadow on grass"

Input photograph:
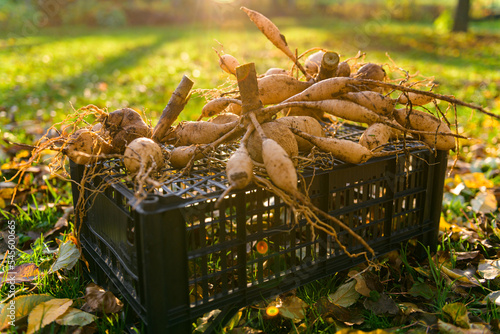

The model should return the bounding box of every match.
[2,29,182,117]
[361,27,500,74]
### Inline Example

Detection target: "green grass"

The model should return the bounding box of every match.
[1,15,498,132]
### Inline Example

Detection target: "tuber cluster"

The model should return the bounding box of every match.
[22,7,488,259]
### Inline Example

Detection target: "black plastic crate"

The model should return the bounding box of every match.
[70,124,448,333]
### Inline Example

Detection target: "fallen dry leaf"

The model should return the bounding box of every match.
[194,309,221,332]
[314,296,364,326]
[454,251,480,261]
[27,298,73,334]
[471,189,498,213]
[55,307,97,327]
[438,319,492,334]
[0,231,18,255]
[277,295,307,321]
[363,292,399,315]
[0,294,54,330]
[455,172,494,189]
[223,309,242,331]
[484,291,500,306]
[409,282,435,300]
[363,271,385,292]
[81,283,123,314]
[1,263,40,285]
[50,240,80,273]
[440,266,482,287]
[328,280,360,308]
[478,260,500,280]
[398,302,424,316]
[442,302,470,328]
[335,328,394,334]
[440,217,465,234]
[230,327,263,333]
[348,270,371,297]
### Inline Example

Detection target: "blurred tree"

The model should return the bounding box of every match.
[452,0,471,32]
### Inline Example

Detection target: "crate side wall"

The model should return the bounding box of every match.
[71,147,449,332]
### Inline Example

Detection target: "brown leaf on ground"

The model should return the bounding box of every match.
[454,251,481,261]
[277,295,308,321]
[348,270,371,297]
[363,292,399,315]
[364,271,384,293]
[490,319,500,332]
[438,319,493,334]
[1,263,40,285]
[81,283,123,314]
[440,266,482,288]
[315,296,364,326]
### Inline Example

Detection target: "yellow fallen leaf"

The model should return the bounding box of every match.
[0,295,54,331]
[336,329,393,334]
[442,302,469,328]
[15,150,30,159]
[440,266,479,286]
[440,217,464,233]
[1,161,22,170]
[455,172,493,189]
[27,298,73,334]
[0,188,14,200]
[413,266,431,278]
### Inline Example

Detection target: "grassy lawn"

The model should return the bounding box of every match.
[1,16,498,126]
[1,11,500,333]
